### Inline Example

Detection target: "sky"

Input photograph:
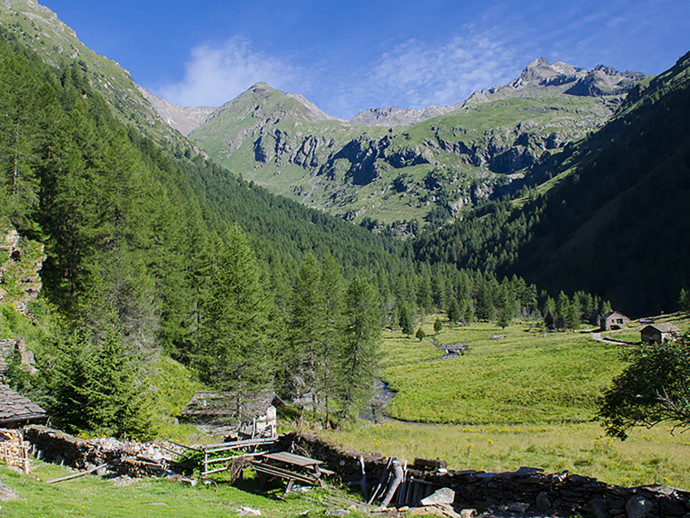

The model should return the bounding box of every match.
[39,0,690,119]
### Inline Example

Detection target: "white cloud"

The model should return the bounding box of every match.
[364,30,521,110]
[154,37,294,107]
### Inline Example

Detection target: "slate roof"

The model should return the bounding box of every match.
[642,323,681,334]
[181,391,284,423]
[0,384,49,427]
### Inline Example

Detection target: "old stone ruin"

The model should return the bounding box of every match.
[4,426,689,517]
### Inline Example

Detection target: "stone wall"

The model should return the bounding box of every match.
[279,433,690,517]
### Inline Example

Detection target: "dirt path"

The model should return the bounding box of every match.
[591,332,630,346]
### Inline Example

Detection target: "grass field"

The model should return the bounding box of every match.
[321,420,690,490]
[382,320,626,424]
[0,462,361,517]
[319,316,690,490]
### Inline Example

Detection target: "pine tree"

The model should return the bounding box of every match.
[396,300,414,336]
[317,254,345,428]
[287,253,324,414]
[447,298,461,324]
[433,318,443,333]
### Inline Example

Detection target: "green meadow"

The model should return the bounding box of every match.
[322,317,690,490]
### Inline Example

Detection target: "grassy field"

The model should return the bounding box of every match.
[319,316,690,490]
[0,462,362,517]
[382,320,626,424]
[321,420,690,490]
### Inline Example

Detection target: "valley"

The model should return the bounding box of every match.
[0,1,688,516]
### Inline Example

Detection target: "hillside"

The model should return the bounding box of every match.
[187,59,644,228]
[414,51,690,316]
[511,51,690,315]
[0,0,186,147]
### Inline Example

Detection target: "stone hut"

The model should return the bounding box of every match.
[0,384,49,428]
[640,323,681,344]
[600,311,630,331]
[182,391,284,439]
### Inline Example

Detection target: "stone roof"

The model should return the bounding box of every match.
[181,391,284,424]
[642,323,681,334]
[0,384,49,427]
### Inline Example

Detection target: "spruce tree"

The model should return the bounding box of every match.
[397,301,414,336]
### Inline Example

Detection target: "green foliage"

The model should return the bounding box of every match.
[415,327,426,341]
[597,334,690,440]
[45,321,154,440]
[194,226,275,399]
[433,318,443,333]
[396,300,414,336]
[336,278,382,423]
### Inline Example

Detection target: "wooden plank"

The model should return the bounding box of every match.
[202,451,265,466]
[203,437,277,451]
[261,451,322,467]
[201,465,231,476]
[250,462,317,485]
[46,463,108,484]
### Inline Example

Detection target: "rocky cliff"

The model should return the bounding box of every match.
[0,222,44,314]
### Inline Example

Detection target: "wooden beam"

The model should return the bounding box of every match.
[46,463,108,484]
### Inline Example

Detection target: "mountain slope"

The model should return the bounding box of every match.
[188,60,644,228]
[0,0,185,147]
[414,51,690,315]
[511,51,690,315]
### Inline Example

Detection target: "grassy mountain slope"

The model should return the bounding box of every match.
[189,61,643,228]
[0,0,184,147]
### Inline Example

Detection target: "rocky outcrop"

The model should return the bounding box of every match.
[0,226,44,314]
[138,87,215,136]
[0,337,37,376]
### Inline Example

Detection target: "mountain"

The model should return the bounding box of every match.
[185,59,645,229]
[414,51,690,315]
[0,0,186,147]
[138,87,215,136]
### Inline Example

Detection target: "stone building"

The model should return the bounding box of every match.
[0,384,49,428]
[640,323,681,344]
[600,311,630,331]
[182,391,284,439]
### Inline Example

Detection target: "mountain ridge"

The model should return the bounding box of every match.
[184,59,645,227]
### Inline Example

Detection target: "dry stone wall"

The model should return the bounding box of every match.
[279,433,690,517]
[24,426,179,478]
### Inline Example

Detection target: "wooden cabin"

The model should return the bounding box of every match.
[0,384,49,428]
[640,323,680,344]
[182,391,284,439]
[600,311,630,331]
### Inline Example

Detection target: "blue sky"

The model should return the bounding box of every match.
[40,0,690,118]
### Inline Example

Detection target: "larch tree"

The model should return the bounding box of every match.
[336,277,382,424]
[195,225,275,412]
